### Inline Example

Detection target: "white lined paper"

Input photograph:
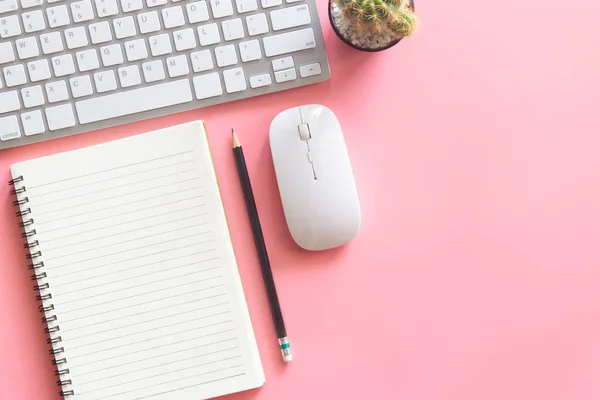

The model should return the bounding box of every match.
[10,122,264,400]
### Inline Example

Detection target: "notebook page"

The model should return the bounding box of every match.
[10,122,264,400]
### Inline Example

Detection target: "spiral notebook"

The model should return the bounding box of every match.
[8,121,265,399]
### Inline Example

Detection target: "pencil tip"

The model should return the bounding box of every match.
[232,129,241,148]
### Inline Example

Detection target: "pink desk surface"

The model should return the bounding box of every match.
[2,0,600,399]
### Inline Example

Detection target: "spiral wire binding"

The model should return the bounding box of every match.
[9,176,75,397]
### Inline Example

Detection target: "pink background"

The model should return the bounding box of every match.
[2,0,600,399]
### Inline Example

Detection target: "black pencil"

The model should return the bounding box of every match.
[232,129,292,363]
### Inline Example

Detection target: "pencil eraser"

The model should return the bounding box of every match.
[283,353,293,362]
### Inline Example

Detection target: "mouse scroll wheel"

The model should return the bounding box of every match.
[298,123,311,141]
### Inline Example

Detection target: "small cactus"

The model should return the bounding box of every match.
[335,0,418,39]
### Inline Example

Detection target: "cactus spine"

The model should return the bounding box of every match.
[335,0,418,39]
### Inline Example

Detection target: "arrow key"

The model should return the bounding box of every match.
[249,73,271,88]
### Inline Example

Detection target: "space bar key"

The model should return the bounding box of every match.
[75,80,193,124]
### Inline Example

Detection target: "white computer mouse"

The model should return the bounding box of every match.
[269,104,361,251]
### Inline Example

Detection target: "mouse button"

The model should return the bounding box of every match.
[270,107,303,134]
[270,125,302,154]
[309,138,354,178]
[298,123,311,141]
[298,104,320,119]
[308,130,348,159]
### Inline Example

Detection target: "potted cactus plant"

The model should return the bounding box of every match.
[329,0,418,52]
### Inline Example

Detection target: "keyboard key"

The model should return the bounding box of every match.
[142,59,165,82]
[249,73,271,88]
[162,5,185,28]
[118,65,141,87]
[138,11,160,33]
[69,75,94,97]
[100,43,123,66]
[222,18,244,41]
[193,72,222,99]
[65,26,89,49]
[190,49,213,72]
[120,0,143,12]
[94,0,119,17]
[0,0,18,14]
[45,103,76,130]
[239,39,261,62]
[76,49,100,71]
[20,0,43,8]
[146,0,167,7]
[197,23,220,46]
[270,4,311,31]
[71,0,95,23]
[0,15,21,38]
[272,56,293,71]
[27,59,51,82]
[21,85,44,108]
[21,110,45,135]
[89,21,113,43]
[0,91,20,113]
[46,5,70,28]
[186,1,209,23]
[223,67,246,93]
[75,79,193,124]
[45,80,69,103]
[94,70,117,92]
[3,64,27,86]
[215,44,237,67]
[15,37,39,59]
[246,13,268,36]
[40,31,64,54]
[124,38,148,61]
[149,33,172,56]
[299,62,321,78]
[0,115,21,141]
[235,0,257,13]
[166,55,189,77]
[113,16,136,38]
[263,28,315,57]
[22,9,46,33]
[210,0,233,18]
[274,67,296,83]
[261,0,281,8]
[52,54,76,77]
[173,28,196,51]
[0,42,15,64]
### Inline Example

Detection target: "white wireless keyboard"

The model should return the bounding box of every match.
[0,0,329,150]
